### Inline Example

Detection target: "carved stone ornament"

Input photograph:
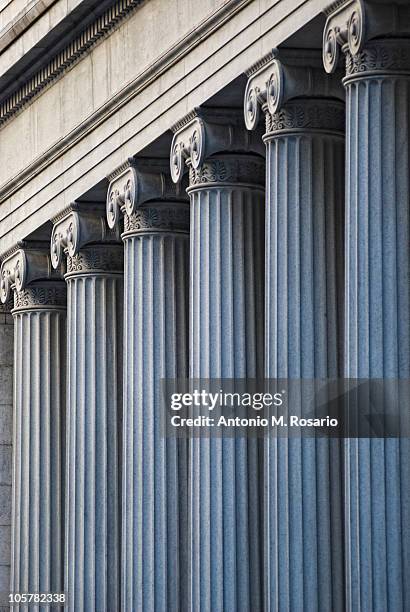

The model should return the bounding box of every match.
[265,99,345,138]
[170,107,265,183]
[65,245,124,278]
[187,154,265,190]
[51,202,121,269]
[244,49,344,132]
[344,39,410,80]
[122,203,189,238]
[106,157,188,230]
[13,283,67,312]
[323,0,410,75]
[0,242,63,304]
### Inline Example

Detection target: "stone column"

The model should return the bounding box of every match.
[0,299,13,612]
[107,158,189,611]
[171,109,265,611]
[324,2,410,609]
[245,52,345,610]
[51,205,123,611]
[0,244,66,610]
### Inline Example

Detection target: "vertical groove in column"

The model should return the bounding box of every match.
[121,201,189,612]
[264,99,345,612]
[344,44,410,610]
[0,304,13,612]
[11,283,66,612]
[188,154,265,612]
[65,245,123,612]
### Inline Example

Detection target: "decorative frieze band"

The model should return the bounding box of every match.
[187,155,265,189]
[323,0,410,75]
[106,158,188,230]
[344,39,410,80]
[122,204,189,238]
[170,107,264,183]
[265,99,345,138]
[51,202,121,269]
[0,242,63,305]
[13,283,67,312]
[65,245,124,278]
[244,50,344,133]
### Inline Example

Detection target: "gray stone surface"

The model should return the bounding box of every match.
[342,37,410,612]
[64,244,123,612]
[186,153,265,611]
[263,98,345,611]
[122,215,189,611]
[0,306,12,608]
[11,282,66,610]
[107,162,190,611]
[0,486,11,525]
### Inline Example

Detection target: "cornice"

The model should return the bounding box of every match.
[323,0,410,74]
[106,158,188,230]
[51,202,121,269]
[170,107,265,184]
[0,0,144,126]
[244,49,344,132]
[0,0,253,205]
[0,242,62,304]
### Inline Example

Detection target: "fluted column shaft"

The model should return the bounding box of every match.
[65,245,123,612]
[264,99,345,611]
[121,202,189,611]
[11,282,66,611]
[343,39,410,611]
[188,154,265,612]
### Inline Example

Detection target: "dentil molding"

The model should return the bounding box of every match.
[170,107,265,184]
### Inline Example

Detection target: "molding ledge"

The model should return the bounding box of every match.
[0,0,252,205]
[0,0,144,125]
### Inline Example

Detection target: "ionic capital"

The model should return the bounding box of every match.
[323,0,410,74]
[244,49,344,132]
[0,242,62,305]
[51,202,120,269]
[106,158,188,229]
[170,108,264,183]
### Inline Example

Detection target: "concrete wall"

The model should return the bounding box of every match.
[0,309,13,611]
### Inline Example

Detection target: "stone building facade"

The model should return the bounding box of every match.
[0,0,409,610]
